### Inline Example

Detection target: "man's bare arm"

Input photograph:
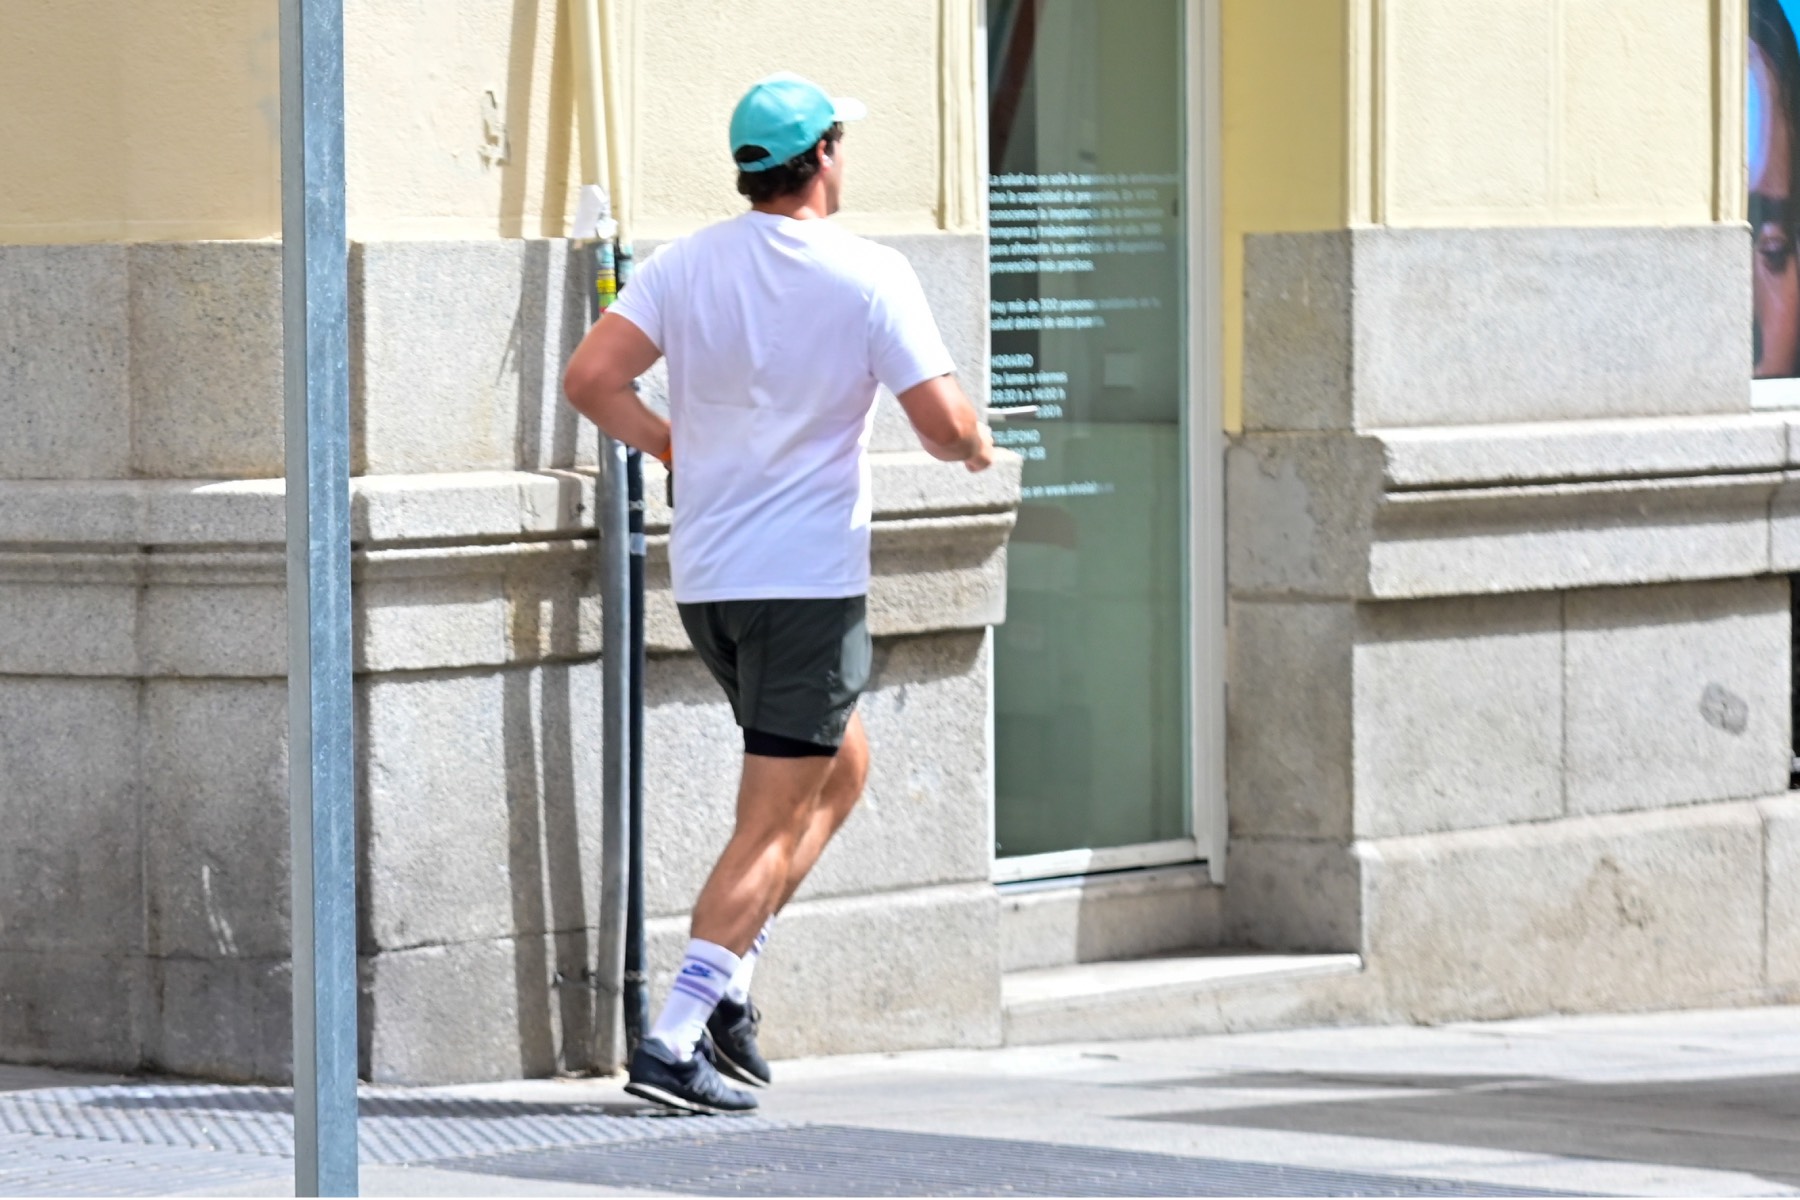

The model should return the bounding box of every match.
[896,374,994,473]
[562,312,671,459]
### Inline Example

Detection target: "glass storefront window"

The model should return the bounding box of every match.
[988,0,1190,862]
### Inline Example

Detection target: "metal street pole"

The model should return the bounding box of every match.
[593,426,631,1069]
[624,440,649,1053]
[280,0,358,1194]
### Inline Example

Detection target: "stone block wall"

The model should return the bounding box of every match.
[0,233,1014,1084]
[1227,223,1800,1022]
[639,632,1005,1061]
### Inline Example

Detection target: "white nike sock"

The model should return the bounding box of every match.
[724,917,774,1005]
[649,938,740,1060]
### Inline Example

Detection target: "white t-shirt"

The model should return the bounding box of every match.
[609,211,955,603]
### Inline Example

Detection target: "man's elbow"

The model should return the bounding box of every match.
[897,376,978,450]
[563,355,622,416]
[919,409,978,452]
[562,357,596,406]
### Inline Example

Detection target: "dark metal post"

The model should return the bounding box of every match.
[613,244,650,1054]
[590,233,633,1069]
[593,436,632,1066]
[624,446,649,1052]
[280,0,358,1193]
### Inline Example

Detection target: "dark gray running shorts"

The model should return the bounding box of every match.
[677,595,872,757]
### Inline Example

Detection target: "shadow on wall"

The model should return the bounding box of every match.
[508,238,590,469]
[343,235,596,1080]
[349,579,600,1080]
[500,0,576,240]
[344,226,587,476]
[502,220,597,1074]
[502,659,593,1076]
[506,219,597,1076]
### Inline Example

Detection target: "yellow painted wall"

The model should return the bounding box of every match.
[1377,0,1720,226]
[1220,0,1353,430]
[345,0,959,240]
[632,0,951,239]
[344,0,574,240]
[0,0,970,245]
[0,0,281,243]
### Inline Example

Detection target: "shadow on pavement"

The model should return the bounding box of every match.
[1131,1069,1800,1187]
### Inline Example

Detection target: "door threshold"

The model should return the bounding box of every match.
[1000,949,1369,1046]
[1003,948,1364,1008]
[993,839,1200,885]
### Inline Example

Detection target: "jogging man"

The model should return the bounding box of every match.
[562,72,994,1114]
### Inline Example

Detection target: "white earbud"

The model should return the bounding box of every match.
[822,155,834,167]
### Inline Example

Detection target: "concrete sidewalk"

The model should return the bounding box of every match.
[1,1006,1797,1196]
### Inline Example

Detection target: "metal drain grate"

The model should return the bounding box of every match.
[434,1125,1583,1197]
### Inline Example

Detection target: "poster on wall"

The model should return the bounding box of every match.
[1753,0,1800,378]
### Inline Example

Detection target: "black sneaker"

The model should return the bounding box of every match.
[706,997,772,1089]
[624,1037,758,1115]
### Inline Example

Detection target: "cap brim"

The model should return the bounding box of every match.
[831,96,868,123]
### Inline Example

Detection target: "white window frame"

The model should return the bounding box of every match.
[1753,378,1800,409]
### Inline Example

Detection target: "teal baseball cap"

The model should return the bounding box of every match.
[729,73,867,173]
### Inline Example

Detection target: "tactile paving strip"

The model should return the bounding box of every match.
[0,1085,1584,1197]
[0,1082,795,1163]
[434,1124,1583,1197]
[0,1131,283,1198]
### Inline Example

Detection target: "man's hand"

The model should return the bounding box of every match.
[962,424,995,473]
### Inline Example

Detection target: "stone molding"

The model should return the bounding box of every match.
[0,455,1018,548]
[1230,413,1800,602]
[0,230,1015,671]
[0,453,1018,681]
[1377,413,1795,490]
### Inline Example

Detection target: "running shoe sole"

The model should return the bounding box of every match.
[624,1078,754,1116]
[707,1041,770,1090]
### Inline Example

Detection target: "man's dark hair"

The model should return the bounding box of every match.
[735,122,844,204]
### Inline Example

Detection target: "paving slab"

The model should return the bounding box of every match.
[0,1007,1797,1196]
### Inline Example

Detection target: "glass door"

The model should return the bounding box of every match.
[988,0,1194,877]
